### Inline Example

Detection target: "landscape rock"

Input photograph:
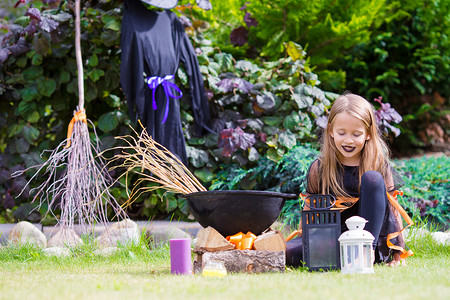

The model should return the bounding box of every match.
[47,228,84,248]
[43,246,71,257]
[145,225,192,247]
[1,220,201,249]
[43,224,107,239]
[96,219,140,248]
[93,247,119,257]
[404,227,430,241]
[431,231,450,246]
[8,221,47,248]
[136,220,202,237]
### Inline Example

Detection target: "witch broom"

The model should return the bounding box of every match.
[15,0,127,239]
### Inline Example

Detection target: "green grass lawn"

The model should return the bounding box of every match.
[0,235,449,300]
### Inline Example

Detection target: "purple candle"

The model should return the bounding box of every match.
[170,238,192,275]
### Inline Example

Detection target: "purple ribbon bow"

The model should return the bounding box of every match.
[146,75,183,124]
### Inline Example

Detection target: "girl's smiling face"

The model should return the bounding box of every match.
[330,111,370,166]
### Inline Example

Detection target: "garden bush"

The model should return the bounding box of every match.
[394,155,450,230]
[210,146,450,230]
[191,0,449,154]
[0,0,334,222]
[210,143,320,228]
[0,0,128,223]
[336,0,449,154]
[0,0,446,225]
[179,39,336,184]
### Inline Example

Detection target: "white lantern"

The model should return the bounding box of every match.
[338,216,375,274]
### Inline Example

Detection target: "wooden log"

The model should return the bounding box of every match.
[193,250,285,274]
[194,226,235,253]
[254,230,286,251]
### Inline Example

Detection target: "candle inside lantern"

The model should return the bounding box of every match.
[170,238,192,275]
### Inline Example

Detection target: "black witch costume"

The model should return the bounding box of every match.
[120,0,211,165]
[286,159,413,267]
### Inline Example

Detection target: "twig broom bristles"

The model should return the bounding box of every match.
[108,122,206,208]
[14,0,127,232]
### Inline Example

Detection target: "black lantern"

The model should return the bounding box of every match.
[302,194,341,271]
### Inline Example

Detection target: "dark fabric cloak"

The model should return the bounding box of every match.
[120,0,210,164]
[304,159,410,262]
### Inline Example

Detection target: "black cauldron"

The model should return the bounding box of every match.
[183,190,297,237]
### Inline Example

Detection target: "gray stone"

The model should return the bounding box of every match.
[431,231,450,246]
[43,246,71,257]
[137,220,202,237]
[93,247,119,257]
[1,220,203,247]
[43,224,107,239]
[96,219,140,248]
[404,227,430,241]
[47,228,84,248]
[1,223,44,246]
[144,224,192,247]
[8,221,47,248]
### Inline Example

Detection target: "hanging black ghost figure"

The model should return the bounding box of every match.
[120,0,211,165]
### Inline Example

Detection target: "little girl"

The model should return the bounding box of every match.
[286,93,413,267]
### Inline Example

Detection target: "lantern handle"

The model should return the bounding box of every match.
[303,194,336,210]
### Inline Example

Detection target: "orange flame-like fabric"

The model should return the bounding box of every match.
[287,192,413,259]
[226,231,257,250]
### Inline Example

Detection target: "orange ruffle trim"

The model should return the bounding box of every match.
[287,192,413,259]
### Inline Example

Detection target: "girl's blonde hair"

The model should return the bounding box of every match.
[319,93,391,197]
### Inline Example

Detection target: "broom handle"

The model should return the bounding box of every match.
[74,0,84,110]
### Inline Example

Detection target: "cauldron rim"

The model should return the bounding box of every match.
[184,190,297,199]
[183,190,298,236]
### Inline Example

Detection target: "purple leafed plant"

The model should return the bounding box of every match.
[25,7,58,34]
[196,0,212,10]
[244,12,258,27]
[217,77,254,93]
[374,96,403,137]
[315,96,402,138]
[218,127,256,157]
[1,5,59,64]
[229,4,257,46]
[316,115,328,129]
[229,26,248,47]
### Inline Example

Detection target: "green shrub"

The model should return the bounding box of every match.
[1,0,446,225]
[0,0,131,223]
[210,149,450,230]
[196,0,449,154]
[0,1,333,222]
[335,0,449,153]
[394,155,450,230]
[179,38,336,188]
[210,144,320,228]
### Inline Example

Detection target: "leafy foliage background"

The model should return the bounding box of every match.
[0,0,448,228]
[196,0,449,155]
